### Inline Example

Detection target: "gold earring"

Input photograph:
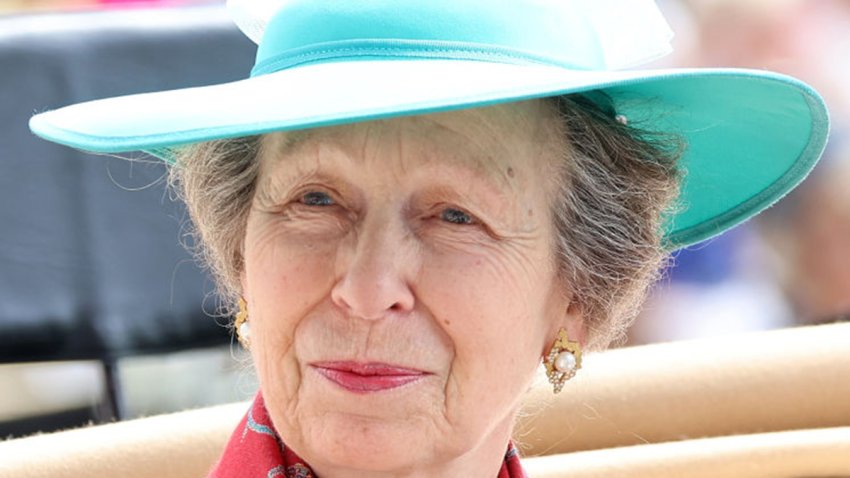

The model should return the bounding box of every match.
[235,298,250,348]
[544,328,582,393]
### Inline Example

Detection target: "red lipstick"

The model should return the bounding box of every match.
[311,361,427,393]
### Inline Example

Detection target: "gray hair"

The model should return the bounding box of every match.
[168,94,681,350]
[549,94,680,349]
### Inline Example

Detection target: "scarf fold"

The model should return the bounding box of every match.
[208,391,527,478]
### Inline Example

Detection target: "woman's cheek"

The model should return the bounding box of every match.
[248,211,346,277]
[418,248,538,436]
[245,216,343,366]
[419,234,547,362]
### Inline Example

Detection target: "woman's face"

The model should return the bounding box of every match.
[242,100,576,475]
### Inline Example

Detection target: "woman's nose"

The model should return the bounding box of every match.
[330,219,416,320]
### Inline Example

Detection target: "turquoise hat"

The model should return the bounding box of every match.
[29,0,829,249]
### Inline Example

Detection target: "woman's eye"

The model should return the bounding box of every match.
[440,207,475,225]
[300,191,335,207]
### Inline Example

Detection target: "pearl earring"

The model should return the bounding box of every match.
[235,298,250,348]
[544,328,582,394]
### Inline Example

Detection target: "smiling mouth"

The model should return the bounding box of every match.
[311,361,428,393]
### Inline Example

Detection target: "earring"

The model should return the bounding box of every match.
[544,328,582,394]
[235,298,250,348]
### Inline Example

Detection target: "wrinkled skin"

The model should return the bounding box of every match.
[241,100,584,478]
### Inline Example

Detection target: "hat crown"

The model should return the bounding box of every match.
[241,0,673,75]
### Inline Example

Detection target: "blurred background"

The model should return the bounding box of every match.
[0,0,848,440]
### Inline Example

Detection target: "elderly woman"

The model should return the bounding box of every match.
[29,0,828,476]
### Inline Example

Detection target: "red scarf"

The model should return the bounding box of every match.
[208,392,527,477]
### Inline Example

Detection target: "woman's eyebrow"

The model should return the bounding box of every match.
[271,130,314,159]
[254,158,323,206]
[262,125,522,198]
[435,148,524,200]
[419,118,529,193]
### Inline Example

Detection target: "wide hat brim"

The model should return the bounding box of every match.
[29,58,829,249]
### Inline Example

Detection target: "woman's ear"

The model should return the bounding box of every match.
[239,269,249,302]
[543,297,586,357]
[544,287,587,354]
[560,300,587,348]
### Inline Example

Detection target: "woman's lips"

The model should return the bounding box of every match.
[311,361,428,393]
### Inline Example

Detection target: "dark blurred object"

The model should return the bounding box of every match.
[0,0,219,15]
[0,3,255,430]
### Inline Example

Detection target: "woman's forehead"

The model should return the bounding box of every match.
[260,99,562,177]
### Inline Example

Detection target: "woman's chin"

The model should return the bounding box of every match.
[282,372,449,471]
[300,412,439,473]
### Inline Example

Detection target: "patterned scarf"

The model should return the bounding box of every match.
[208,391,527,477]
